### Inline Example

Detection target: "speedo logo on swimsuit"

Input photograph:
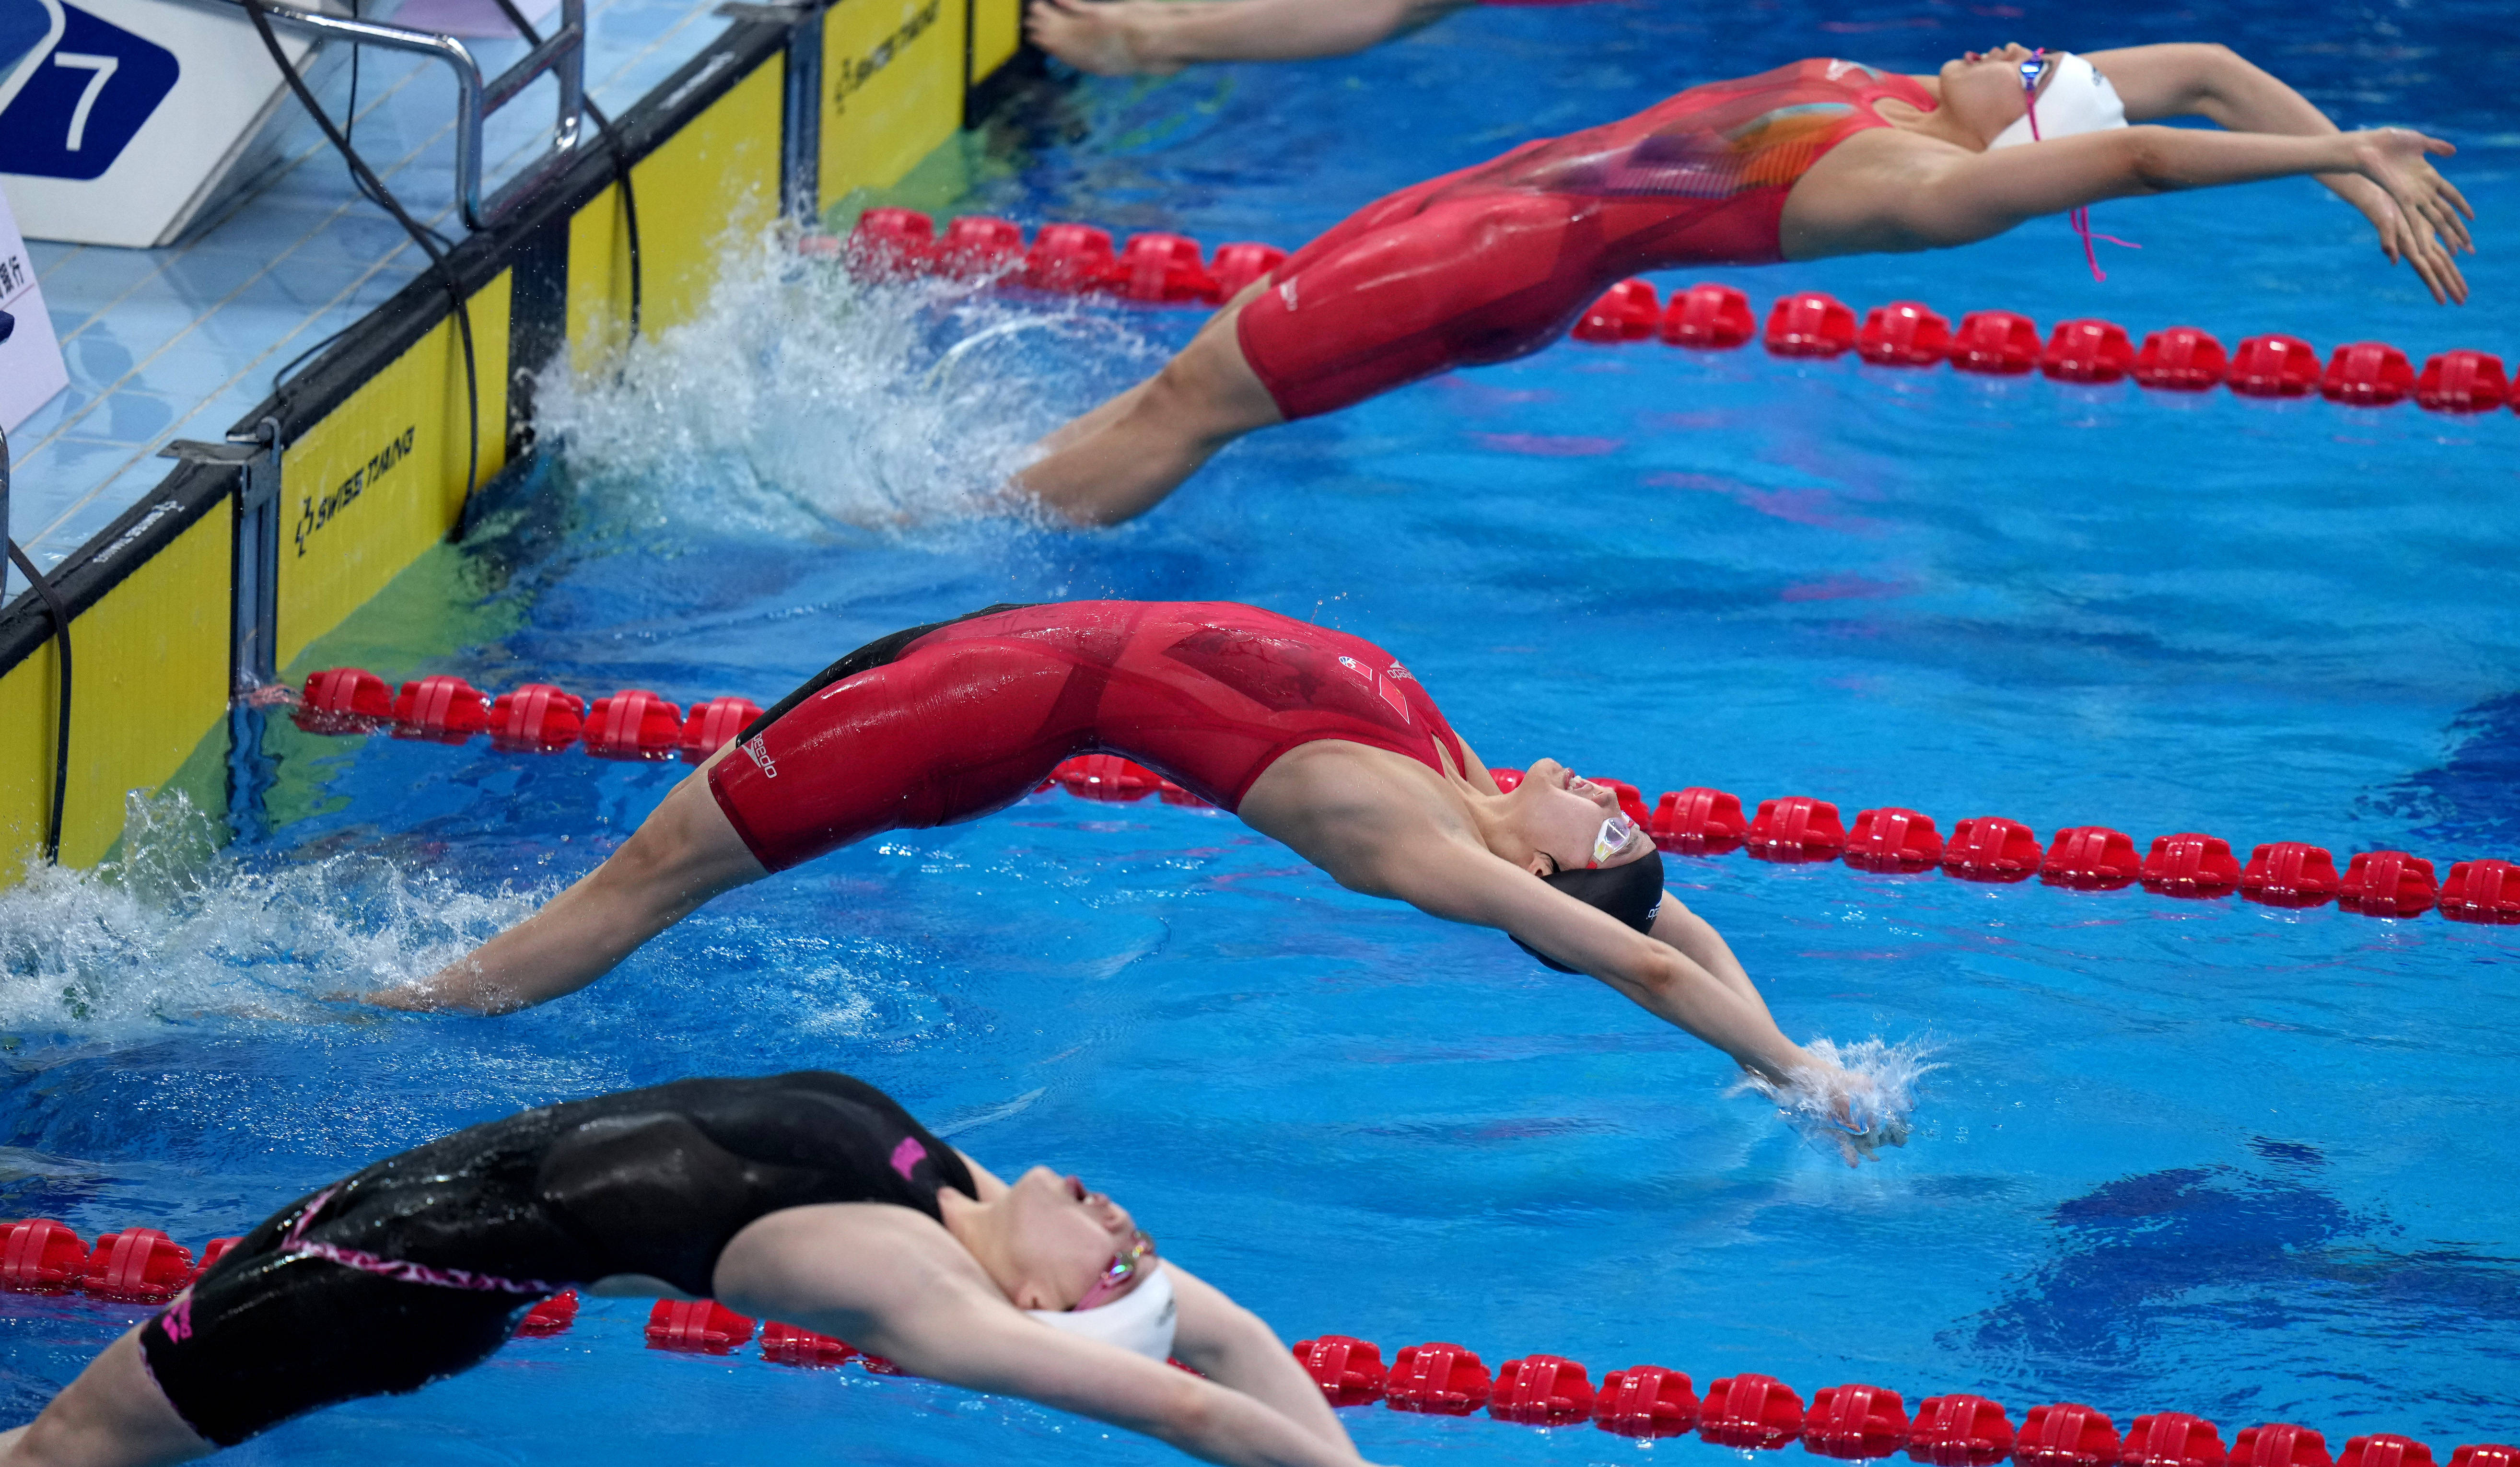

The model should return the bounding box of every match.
[742,736,779,779]
[1278,279,1298,311]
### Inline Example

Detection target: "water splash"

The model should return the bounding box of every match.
[1738,1036,1940,1163]
[0,793,548,1038]
[532,229,1164,536]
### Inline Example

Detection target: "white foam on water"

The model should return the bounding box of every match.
[532,229,1165,536]
[0,793,548,1038]
[1738,1036,1940,1164]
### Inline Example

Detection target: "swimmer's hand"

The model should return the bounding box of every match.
[1820,1080,1911,1168]
[2343,128,2472,305]
[1739,1043,1925,1168]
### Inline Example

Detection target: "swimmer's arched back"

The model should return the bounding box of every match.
[365,602,1904,1163]
[1014,42,2469,526]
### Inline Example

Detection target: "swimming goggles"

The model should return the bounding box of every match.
[1075,1230,1158,1311]
[2016,48,2049,99]
[1591,814,1640,868]
[2013,47,2123,281]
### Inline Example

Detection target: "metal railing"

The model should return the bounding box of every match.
[218,0,587,229]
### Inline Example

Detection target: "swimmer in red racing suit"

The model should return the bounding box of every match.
[382,602,1897,1162]
[1017,42,2471,524]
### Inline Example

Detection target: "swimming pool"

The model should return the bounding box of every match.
[5,0,2519,1459]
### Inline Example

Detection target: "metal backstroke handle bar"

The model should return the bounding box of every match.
[210,0,586,229]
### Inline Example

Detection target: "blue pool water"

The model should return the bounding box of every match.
[7,0,2520,1459]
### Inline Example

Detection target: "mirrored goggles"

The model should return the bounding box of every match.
[1075,1230,1158,1311]
[1591,814,1640,868]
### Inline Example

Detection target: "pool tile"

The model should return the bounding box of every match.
[85,390,178,445]
[35,468,163,553]
[157,250,293,312]
[8,383,101,445]
[121,341,248,405]
[29,245,169,318]
[61,280,208,350]
[8,0,729,563]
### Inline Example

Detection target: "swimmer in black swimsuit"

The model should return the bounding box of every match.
[0,1072,1374,1467]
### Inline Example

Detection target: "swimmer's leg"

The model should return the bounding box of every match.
[375,750,768,1015]
[5,1327,210,1467]
[1015,283,1284,527]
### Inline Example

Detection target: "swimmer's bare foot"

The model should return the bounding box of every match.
[1027,0,1180,76]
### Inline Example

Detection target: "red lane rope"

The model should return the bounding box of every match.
[813,209,2518,416]
[283,668,2520,925]
[5,1226,2508,1467]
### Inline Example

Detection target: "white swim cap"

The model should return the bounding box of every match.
[1026,1261,1178,1362]
[1988,52,2127,150]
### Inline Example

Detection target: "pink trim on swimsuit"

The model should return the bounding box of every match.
[283,1188,563,1296]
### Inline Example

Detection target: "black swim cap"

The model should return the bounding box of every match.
[1509,849,1667,973]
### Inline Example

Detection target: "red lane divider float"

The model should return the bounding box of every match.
[1597,1365,1700,1437]
[1951,311,2042,375]
[8,1256,2516,1467]
[1666,283,1757,348]
[1859,303,1950,366]
[292,669,762,769]
[1388,1340,1492,1414]
[644,1298,757,1353]
[1914,1394,2020,1466]
[518,1289,578,1336]
[815,206,1289,306]
[283,668,2519,927]
[1295,1335,1387,1406]
[1808,1383,1912,1459]
[807,210,2520,419]
[1703,1372,1808,1448]
[3,1218,240,1298]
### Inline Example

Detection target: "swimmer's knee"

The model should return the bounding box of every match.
[601,783,767,909]
[1142,338,1278,439]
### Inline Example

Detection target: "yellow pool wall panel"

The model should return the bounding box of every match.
[568,54,784,368]
[0,507,234,871]
[970,0,1021,87]
[0,10,1026,883]
[820,0,969,209]
[275,273,513,671]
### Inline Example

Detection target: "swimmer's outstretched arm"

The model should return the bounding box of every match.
[2088,43,2474,298]
[370,761,768,1014]
[714,1208,1378,1467]
[1790,121,2471,302]
[1379,840,1813,1085]
[1027,0,1470,76]
[1164,1263,1352,1452]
